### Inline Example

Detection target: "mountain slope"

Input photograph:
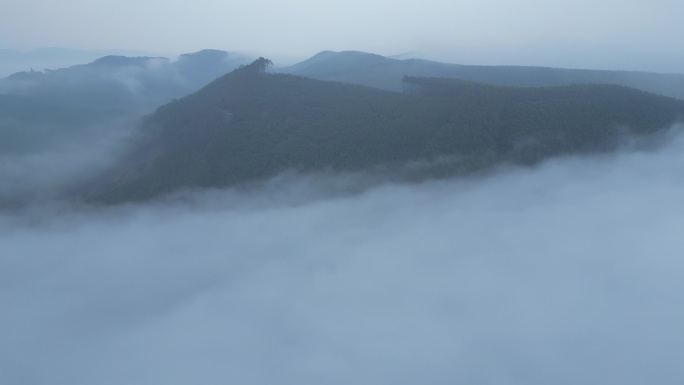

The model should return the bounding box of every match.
[280,51,684,100]
[81,59,684,204]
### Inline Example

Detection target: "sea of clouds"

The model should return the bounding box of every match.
[2,127,684,385]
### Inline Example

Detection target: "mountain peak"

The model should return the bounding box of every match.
[177,49,229,62]
[91,55,168,68]
[279,50,392,76]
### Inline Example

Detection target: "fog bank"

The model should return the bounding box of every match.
[2,129,684,384]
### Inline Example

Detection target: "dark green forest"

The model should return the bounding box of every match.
[81,59,684,204]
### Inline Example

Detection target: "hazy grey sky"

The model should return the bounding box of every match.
[2,0,683,72]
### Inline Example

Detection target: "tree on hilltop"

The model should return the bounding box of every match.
[238,57,273,73]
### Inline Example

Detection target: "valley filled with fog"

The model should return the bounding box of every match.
[4,0,684,381]
[2,126,684,384]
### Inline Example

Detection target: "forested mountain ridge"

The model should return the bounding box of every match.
[280,51,684,100]
[81,59,684,204]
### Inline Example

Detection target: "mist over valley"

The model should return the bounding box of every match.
[2,46,684,384]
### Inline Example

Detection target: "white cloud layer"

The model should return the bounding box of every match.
[2,128,684,384]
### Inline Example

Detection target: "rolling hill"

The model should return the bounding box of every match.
[0,49,252,155]
[280,51,684,100]
[79,58,684,204]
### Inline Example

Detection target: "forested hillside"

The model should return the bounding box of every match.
[82,59,684,204]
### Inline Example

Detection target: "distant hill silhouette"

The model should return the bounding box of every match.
[0,49,252,155]
[1,49,252,110]
[0,47,152,77]
[280,51,684,100]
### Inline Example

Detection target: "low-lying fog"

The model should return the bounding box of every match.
[0,117,136,204]
[2,127,684,385]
